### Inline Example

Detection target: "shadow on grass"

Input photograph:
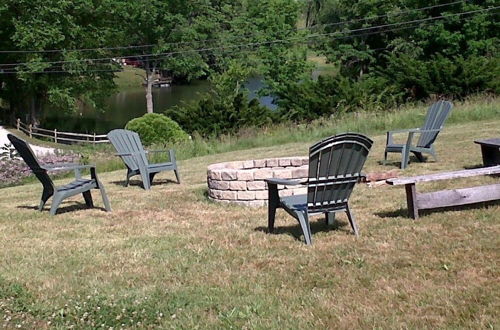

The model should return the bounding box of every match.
[463,163,486,170]
[375,208,408,218]
[255,217,351,242]
[17,201,107,215]
[110,178,178,188]
[377,155,435,168]
[376,201,500,219]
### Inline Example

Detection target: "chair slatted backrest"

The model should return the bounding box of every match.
[107,129,149,171]
[416,100,453,148]
[7,134,54,191]
[307,133,373,213]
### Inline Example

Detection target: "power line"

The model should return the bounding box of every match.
[0,6,497,73]
[0,0,472,55]
[304,0,469,30]
[0,17,480,75]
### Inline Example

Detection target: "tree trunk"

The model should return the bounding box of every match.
[29,94,41,126]
[145,61,155,113]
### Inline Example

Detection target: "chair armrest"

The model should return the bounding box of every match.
[387,128,420,134]
[387,128,441,146]
[265,178,306,186]
[386,128,418,145]
[146,149,176,164]
[145,149,170,153]
[115,152,134,157]
[42,164,95,172]
[413,129,441,133]
[43,163,96,179]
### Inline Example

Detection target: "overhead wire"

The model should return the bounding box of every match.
[0,0,474,55]
[0,5,497,74]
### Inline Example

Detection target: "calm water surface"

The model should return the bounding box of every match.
[44,77,275,134]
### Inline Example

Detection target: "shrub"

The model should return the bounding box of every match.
[125,113,189,146]
[275,75,403,121]
[167,92,276,137]
[381,54,500,99]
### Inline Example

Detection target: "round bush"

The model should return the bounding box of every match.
[125,113,189,146]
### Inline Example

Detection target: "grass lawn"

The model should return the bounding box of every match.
[114,66,145,89]
[0,114,499,328]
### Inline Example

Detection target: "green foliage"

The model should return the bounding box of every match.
[0,0,121,123]
[167,62,276,137]
[277,75,403,121]
[315,0,499,99]
[125,113,189,146]
[380,54,500,98]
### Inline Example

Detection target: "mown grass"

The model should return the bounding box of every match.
[4,96,499,189]
[0,109,499,328]
[114,66,145,89]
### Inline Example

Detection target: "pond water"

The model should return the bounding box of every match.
[43,77,276,134]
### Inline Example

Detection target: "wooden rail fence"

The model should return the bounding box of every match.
[16,119,109,145]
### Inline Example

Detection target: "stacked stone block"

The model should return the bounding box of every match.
[207,157,309,207]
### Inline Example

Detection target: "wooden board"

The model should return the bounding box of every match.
[416,183,500,210]
[387,166,500,185]
[475,138,500,148]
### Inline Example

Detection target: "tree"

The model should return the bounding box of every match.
[314,0,499,97]
[0,0,122,125]
[118,0,225,113]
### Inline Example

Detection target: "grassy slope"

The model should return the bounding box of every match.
[0,110,499,328]
[114,66,145,89]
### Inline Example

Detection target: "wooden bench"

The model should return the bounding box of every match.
[387,165,500,219]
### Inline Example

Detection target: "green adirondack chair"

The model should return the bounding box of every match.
[384,100,453,169]
[107,129,180,190]
[7,134,111,215]
[266,133,373,245]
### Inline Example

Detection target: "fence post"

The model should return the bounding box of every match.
[28,124,32,138]
[54,129,58,144]
[16,118,20,131]
[93,133,96,145]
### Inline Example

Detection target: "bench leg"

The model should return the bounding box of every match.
[405,183,419,219]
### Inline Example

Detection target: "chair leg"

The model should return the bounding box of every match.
[82,191,94,208]
[140,171,151,190]
[174,169,181,184]
[97,185,111,212]
[297,211,312,245]
[125,172,131,187]
[401,146,410,169]
[430,147,438,162]
[149,172,157,186]
[268,185,279,233]
[383,150,388,165]
[38,190,52,211]
[345,204,359,237]
[325,212,335,226]
[49,194,64,216]
[414,152,425,162]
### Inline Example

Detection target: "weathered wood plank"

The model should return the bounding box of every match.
[416,183,500,210]
[405,183,419,219]
[387,166,500,185]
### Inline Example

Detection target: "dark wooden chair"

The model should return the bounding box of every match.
[107,129,180,190]
[266,133,373,245]
[384,100,453,169]
[7,134,111,215]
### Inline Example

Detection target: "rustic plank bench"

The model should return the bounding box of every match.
[475,138,500,167]
[386,165,500,219]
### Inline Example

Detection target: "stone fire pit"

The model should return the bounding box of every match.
[207,157,309,207]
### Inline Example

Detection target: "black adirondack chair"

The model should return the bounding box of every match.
[7,134,111,215]
[384,100,453,169]
[266,133,373,245]
[107,129,180,190]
